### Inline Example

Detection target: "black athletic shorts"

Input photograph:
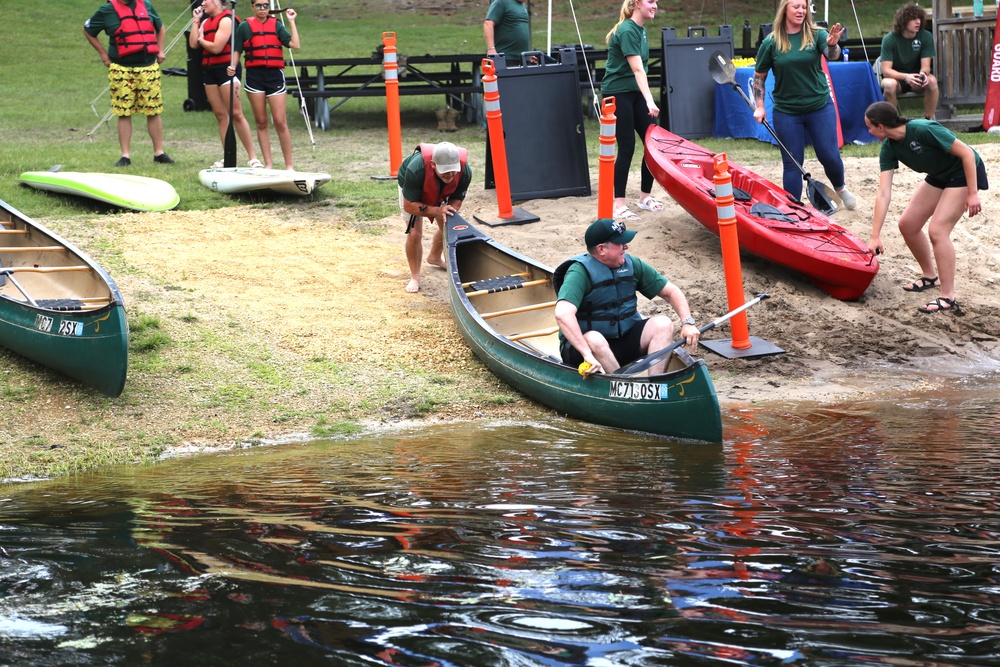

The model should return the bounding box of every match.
[202,63,241,87]
[560,318,649,369]
[925,159,989,190]
[245,67,286,96]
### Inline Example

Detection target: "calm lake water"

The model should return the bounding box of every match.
[2,378,1000,666]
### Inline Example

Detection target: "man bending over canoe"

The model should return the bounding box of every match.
[554,218,700,376]
[397,142,472,293]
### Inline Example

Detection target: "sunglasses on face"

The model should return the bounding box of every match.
[253,3,270,9]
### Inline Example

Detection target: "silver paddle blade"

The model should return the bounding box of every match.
[708,50,736,86]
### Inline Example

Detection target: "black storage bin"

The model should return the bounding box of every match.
[484,48,591,201]
[660,25,734,138]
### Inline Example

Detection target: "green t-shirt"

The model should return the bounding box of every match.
[233,18,293,54]
[878,119,980,182]
[486,0,530,57]
[397,151,472,205]
[754,30,830,114]
[880,29,935,75]
[601,19,648,95]
[556,255,668,308]
[84,0,163,66]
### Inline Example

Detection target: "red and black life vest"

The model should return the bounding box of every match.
[200,10,236,68]
[243,16,284,68]
[417,143,468,205]
[111,0,159,58]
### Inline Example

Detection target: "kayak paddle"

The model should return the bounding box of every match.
[708,50,837,216]
[616,294,771,376]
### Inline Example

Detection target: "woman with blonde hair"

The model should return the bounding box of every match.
[753,0,855,210]
[190,0,262,168]
[601,0,662,222]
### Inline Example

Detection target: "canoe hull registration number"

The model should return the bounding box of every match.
[609,381,663,401]
[35,314,83,337]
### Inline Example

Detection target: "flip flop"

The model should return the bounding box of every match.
[903,276,939,292]
[614,205,640,222]
[248,158,265,169]
[918,297,961,314]
[637,196,664,212]
[211,159,225,169]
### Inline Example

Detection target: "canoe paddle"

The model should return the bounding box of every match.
[616,294,771,376]
[223,0,239,168]
[708,50,837,216]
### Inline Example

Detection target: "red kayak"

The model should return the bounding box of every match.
[644,125,878,301]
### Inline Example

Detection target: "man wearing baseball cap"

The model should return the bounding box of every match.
[397,142,472,293]
[552,218,700,376]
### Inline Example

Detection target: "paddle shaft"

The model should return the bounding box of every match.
[729,82,836,213]
[223,0,238,168]
[617,294,771,375]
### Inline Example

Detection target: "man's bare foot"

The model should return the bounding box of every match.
[427,257,446,269]
[405,279,420,293]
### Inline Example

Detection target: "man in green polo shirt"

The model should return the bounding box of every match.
[484,0,530,61]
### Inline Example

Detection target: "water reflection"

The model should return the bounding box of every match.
[2,385,1000,665]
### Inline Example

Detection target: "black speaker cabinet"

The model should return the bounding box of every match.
[484,48,591,201]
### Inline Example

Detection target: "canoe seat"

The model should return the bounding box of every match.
[36,299,86,311]
[465,274,550,297]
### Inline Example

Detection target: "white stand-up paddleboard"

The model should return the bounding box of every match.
[198,167,332,196]
[19,170,180,212]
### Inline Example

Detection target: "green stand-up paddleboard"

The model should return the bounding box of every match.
[19,169,180,212]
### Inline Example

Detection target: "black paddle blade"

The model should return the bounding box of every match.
[708,50,736,85]
[223,80,237,168]
[806,178,837,215]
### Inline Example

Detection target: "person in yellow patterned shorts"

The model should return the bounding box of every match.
[84,0,174,167]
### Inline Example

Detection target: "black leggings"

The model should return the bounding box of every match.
[606,90,655,199]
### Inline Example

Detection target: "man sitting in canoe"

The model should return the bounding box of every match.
[553,218,700,376]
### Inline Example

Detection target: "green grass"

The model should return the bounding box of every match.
[4,0,994,222]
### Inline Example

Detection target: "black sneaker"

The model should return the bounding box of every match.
[114,156,131,167]
[153,152,175,164]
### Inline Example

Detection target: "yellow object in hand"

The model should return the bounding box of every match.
[731,57,756,68]
[578,361,592,376]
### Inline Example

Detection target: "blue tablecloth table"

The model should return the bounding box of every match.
[713,61,883,145]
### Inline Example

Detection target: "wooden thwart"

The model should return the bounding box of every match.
[481,300,557,320]
[507,325,560,341]
[1,246,68,253]
[0,265,92,273]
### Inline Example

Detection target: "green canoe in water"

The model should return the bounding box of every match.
[0,198,128,397]
[445,214,722,442]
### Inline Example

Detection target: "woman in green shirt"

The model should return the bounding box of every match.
[601,0,662,222]
[753,0,855,210]
[864,101,988,314]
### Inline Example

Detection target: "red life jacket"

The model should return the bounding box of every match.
[200,10,237,68]
[111,0,159,58]
[243,17,285,68]
[417,143,468,205]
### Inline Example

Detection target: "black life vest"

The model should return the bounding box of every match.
[111,0,159,58]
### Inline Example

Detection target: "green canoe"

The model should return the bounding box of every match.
[0,198,128,397]
[446,215,723,442]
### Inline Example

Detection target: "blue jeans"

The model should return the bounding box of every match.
[772,99,845,202]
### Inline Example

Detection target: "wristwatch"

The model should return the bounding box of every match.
[681,317,696,326]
